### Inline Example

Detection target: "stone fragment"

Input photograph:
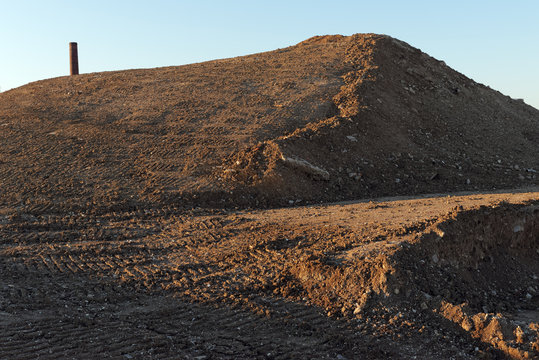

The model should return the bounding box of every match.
[281,154,330,180]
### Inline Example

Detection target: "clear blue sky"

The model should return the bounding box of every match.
[1,0,538,109]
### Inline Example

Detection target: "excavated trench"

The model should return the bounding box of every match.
[377,202,539,358]
[292,202,538,314]
[395,202,538,313]
[286,202,538,357]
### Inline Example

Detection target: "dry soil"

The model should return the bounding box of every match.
[0,33,538,359]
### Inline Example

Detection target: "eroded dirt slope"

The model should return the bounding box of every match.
[223,35,539,206]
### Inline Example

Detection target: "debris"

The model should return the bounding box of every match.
[280,154,330,180]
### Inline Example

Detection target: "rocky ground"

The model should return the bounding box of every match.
[0,33,538,359]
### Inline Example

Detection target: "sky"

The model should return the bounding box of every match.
[1,0,538,109]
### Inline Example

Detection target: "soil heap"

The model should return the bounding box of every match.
[0,34,537,212]
[0,34,538,359]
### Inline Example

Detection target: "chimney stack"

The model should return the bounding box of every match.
[69,42,79,75]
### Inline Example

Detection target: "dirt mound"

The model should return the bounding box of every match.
[0,36,351,213]
[222,34,539,206]
[1,34,538,359]
[1,34,537,213]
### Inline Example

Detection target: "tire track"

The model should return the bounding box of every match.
[5,193,531,358]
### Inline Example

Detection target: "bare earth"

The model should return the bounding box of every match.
[0,34,538,359]
[1,189,538,359]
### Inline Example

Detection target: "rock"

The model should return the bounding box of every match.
[281,154,330,180]
[346,135,358,142]
[432,254,439,263]
[461,318,473,332]
[433,227,445,238]
[514,326,526,344]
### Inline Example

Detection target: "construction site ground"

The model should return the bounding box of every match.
[1,33,538,359]
[1,189,537,359]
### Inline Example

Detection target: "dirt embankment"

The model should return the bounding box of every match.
[1,34,537,213]
[0,36,351,213]
[222,34,539,207]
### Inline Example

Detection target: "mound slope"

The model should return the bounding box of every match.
[0,34,537,212]
[224,35,539,206]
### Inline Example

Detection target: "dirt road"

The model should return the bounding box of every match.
[1,189,537,359]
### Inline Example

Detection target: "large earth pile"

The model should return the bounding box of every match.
[0,34,538,359]
[0,34,537,212]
